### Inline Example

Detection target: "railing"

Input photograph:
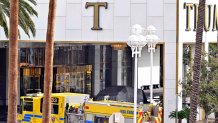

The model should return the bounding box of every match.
[65,113,84,123]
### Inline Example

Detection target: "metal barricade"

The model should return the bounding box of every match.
[65,113,84,123]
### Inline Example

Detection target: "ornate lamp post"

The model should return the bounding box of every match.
[145,25,159,104]
[127,24,147,123]
[127,24,159,123]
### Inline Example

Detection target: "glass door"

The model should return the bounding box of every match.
[22,68,41,95]
[55,65,92,95]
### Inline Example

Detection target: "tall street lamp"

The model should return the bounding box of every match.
[127,24,159,123]
[127,24,147,123]
[145,25,159,104]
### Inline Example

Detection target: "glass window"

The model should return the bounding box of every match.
[24,101,33,111]
[51,104,59,114]
[94,116,109,123]
[40,99,59,114]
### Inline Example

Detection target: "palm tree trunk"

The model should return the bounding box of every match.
[7,0,19,123]
[189,0,206,123]
[42,0,57,123]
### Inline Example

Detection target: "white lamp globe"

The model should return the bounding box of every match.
[127,34,147,48]
[131,24,144,35]
[146,25,157,34]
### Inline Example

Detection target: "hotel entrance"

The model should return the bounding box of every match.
[18,42,135,97]
[19,43,94,96]
[55,65,92,94]
[20,68,42,95]
[18,42,164,100]
[20,65,92,96]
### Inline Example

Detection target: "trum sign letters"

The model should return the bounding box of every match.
[184,2,218,32]
[179,0,217,42]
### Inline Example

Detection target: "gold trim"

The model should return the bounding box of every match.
[111,43,127,50]
[162,43,166,117]
[23,68,41,76]
[176,0,179,94]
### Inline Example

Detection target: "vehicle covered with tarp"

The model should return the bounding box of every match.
[94,86,149,104]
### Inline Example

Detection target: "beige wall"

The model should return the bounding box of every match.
[1,0,178,122]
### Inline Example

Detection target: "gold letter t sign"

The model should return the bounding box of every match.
[85,2,108,30]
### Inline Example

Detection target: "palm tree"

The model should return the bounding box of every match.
[42,0,57,123]
[7,0,19,122]
[0,0,37,38]
[189,0,206,122]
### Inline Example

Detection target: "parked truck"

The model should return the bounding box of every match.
[17,93,89,123]
[18,93,162,123]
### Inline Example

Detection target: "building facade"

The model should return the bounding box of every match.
[0,0,217,122]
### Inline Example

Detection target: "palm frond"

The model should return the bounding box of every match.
[0,7,9,37]
[20,0,38,16]
[25,0,37,6]
[0,0,37,38]
[19,11,30,37]
[19,3,36,37]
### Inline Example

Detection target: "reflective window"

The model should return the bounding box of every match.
[24,101,33,112]
[40,98,59,114]
[51,104,59,114]
[94,116,109,123]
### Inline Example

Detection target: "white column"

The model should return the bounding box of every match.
[93,45,101,95]
[177,42,183,111]
[164,42,177,123]
[204,0,209,62]
[117,50,123,85]
[112,50,123,86]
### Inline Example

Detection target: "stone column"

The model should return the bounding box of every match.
[100,46,112,88]
[164,42,177,123]
[112,50,121,86]
[177,42,183,111]
[112,48,132,87]
[89,46,101,96]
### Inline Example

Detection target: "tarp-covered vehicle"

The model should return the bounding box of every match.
[94,86,149,104]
